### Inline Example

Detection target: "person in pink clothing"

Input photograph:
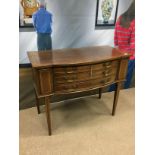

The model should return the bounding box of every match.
[109,1,135,91]
[114,17,135,60]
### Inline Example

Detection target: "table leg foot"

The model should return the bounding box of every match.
[45,97,52,135]
[99,88,102,99]
[34,89,41,114]
[112,83,121,116]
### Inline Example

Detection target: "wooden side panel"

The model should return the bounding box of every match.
[39,68,53,95]
[32,68,41,94]
[118,59,129,80]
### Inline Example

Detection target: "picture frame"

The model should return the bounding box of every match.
[19,0,39,28]
[95,0,119,27]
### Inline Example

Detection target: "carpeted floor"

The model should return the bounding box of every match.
[20,88,135,155]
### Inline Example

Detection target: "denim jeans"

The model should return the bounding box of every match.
[37,33,52,51]
[109,59,135,91]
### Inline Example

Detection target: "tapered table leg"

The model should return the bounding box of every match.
[34,89,41,114]
[99,88,102,99]
[112,83,121,116]
[45,96,52,136]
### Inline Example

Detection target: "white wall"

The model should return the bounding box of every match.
[19,0,133,64]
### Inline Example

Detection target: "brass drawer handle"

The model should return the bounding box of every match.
[105,65,111,68]
[67,88,76,91]
[64,67,76,74]
[66,71,75,74]
[67,79,74,83]
[104,73,109,77]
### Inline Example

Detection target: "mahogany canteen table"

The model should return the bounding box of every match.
[27,46,130,136]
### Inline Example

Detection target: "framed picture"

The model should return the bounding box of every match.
[19,0,39,27]
[95,0,119,27]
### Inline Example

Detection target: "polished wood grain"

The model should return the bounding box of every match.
[28,46,130,135]
[34,87,40,114]
[28,46,130,68]
[99,88,102,99]
[112,83,121,116]
[45,96,52,136]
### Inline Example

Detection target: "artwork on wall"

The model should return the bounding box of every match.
[95,0,119,27]
[19,0,39,27]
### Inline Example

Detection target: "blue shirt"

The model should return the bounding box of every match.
[32,8,52,34]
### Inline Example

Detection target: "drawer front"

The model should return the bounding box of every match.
[54,83,77,92]
[54,65,91,85]
[54,69,114,85]
[54,66,76,74]
[54,65,90,74]
[54,72,91,84]
[53,60,119,93]
[77,75,116,89]
[54,75,116,93]
[91,60,118,70]
[92,67,117,78]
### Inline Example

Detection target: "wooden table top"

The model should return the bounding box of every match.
[27,46,130,68]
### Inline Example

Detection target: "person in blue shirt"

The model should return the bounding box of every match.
[32,0,53,51]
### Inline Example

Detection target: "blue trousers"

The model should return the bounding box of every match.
[109,59,135,91]
[37,33,52,51]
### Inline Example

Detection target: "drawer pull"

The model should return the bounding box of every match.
[67,88,76,92]
[66,71,74,74]
[104,73,109,77]
[67,80,74,83]
[105,65,111,68]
